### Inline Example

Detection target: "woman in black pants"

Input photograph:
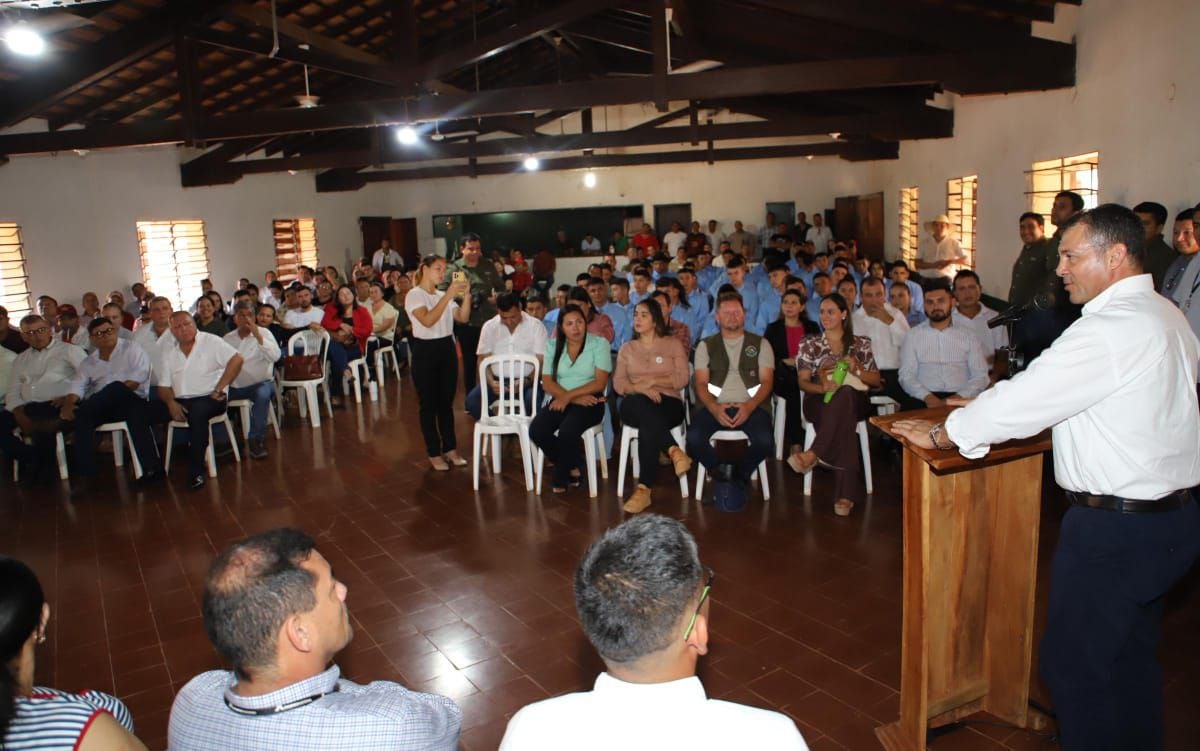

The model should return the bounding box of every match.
[529,305,612,493]
[404,254,473,471]
[613,300,692,513]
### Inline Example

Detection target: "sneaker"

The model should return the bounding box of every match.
[667,446,692,477]
[622,484,653,514]
[248,438,268,460]
[188,474,206,491]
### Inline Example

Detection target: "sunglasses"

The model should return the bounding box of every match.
[682,566,715,641]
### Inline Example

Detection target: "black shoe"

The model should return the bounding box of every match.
[136,470,165,487]
[69,478,91,499]
[214,443,235,459]
[188,474,206,491]
[248,439,268,460]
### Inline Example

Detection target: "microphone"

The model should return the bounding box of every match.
[988,292,1054,329]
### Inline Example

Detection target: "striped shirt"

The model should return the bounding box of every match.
[898,319,989,400]
[3,687,134,750]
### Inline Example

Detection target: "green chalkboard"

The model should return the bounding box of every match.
[435,205,642,258]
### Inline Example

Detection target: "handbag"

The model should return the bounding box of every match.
[283,354,323,380]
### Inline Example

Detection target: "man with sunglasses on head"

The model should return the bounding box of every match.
[59,316,163,496]
[500,515,807,750]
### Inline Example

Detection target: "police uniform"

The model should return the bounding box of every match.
[444,258,504,394]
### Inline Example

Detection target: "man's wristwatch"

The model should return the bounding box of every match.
[928,422,956,451]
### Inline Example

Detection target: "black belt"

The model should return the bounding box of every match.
[1065,488,1192,514]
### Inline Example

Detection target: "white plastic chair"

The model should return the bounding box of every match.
[95,421,145,479]
[374,337,403,384]
[870,395,900,416]
[772,395,788,460]
[278,329,333,427]
[11,430,68,481]
[163,412,241,478]
[343,357,370,403]
[471,354,540,491]
[535,423,608,497]
[799,392,873,495]
[227,398,281,440]
[693,430,770,501]
[617,424,689,498]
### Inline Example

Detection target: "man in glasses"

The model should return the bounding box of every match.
[59,316,163,496]
[0,314,86,483]
[500,515,807,750]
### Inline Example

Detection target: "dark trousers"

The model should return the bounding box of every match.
[1039,500,1200,751]
[228,381,275,441]
[877,368,907,407]
[686,406,774,483]
[72,383,159,477]
[529,402,605,487]
[454,322,482,394]
[166,396,228,479]
[900,390,954,412]
[0,401,63,475]
[802,388,869,503]
[619,394,685,489]
[774,367,803,448]
[326,340,362,397]
[410,336,458,457]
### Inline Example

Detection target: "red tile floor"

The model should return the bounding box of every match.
[2,375,1197,751]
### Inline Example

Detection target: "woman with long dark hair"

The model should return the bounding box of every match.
[566,287,614,344]
[529,304,612,493]
[764,289,816,455]
[0,557,146,750]
[321,284,373,407]
[614,300,691,513]
[788,292,881,516]
[192,295,226,337]
[405,255,472,470]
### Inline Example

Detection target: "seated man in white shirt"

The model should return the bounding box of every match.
[156,312,244,491]
[465,293,547,421]
[0,315,86,483]
[951,270,1008,368]
[500,515,807,751]
[282,286,327,349]
[170,528,462,751]
[224,302,282,460]
[132,296,177,367]
[372,239,403,273]
[898,279,989,412]
[60,317,163,496]
[852,277,909,406]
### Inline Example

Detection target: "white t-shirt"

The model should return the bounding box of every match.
[663,231,688,254]
[477,312,547,376]
[952,305,1008,362]
[919,235,966,278]
[224,327,282,387]
[283,307,325,329]
[157,332,239,398]
[405,287,459,339]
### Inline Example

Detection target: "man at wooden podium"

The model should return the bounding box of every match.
[893,204,1200,751]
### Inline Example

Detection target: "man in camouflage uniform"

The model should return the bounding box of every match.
[446,232,504,394]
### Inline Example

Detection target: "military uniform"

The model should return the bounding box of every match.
[1007,237,1056,307]
[444,258,504,393]
[1143,234,1179,292]
[1011,232,1078,366]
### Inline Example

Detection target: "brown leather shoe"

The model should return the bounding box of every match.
[667,446,693,477]
[622,484,653,514]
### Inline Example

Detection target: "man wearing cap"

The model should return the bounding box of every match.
[916,214,967,279]
[55,305,89,348]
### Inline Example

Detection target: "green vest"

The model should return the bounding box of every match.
[444,258,503,326]
[703,332,768,411]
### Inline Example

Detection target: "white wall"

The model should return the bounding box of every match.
[2,0,1198,307]
[872,0,1200,296]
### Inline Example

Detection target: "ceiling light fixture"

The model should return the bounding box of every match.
[806,155,814,161]
[396,125,418,145]
[829,131,842,139]
[430,121,444,142]
[583,171,597,188]
[523,156,540,171]
[295,64,319,108]
[4,23,45,56]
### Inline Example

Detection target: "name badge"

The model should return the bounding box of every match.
[655,356,663,364]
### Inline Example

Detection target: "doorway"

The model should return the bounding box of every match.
[833,193,885,261]
[654,203,692,236]
[360,216,420,268]
[764,201,795,234]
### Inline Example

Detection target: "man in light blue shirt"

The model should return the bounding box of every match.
[701,257,761,337]
[695,248,720,292]
[808,273,832,325]
[59,317,162,495]
[898,280,989,411]
[629,268,655,307]
[884,261,925,313]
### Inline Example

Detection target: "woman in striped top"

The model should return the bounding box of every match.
[1,557,146,751]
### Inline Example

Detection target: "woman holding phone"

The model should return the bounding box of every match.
[406,255,473,471]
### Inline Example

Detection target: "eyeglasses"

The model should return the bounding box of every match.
[90,327,116,337]
[682,566,715,641]
[24,326,50,336]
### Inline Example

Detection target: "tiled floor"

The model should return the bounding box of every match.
[2,375,1197,751]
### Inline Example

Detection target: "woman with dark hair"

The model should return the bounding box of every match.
[255,303,289,350]
[204,290,228,323]
[406,255,472,470]
[765,289,816,455]
[788,293,881,516]
[0,557,146,750]
[649,290,692,352]
[192,295,226,336]
[321,284,373,407]
[529,304,612,493]
[566,287,615,344]
[613,300,691,513]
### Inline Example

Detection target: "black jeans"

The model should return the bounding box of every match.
[72,382,159,477]
[877,368,907,407]
[454,322,482,394]
[619,394,685,489]
[773,365,803,448]
[0,401,64,475]
[163,395,229,479]
[1039,499,1200,750]
[686,405,774,483]
[529,401,606,488]
[410,336,458,457]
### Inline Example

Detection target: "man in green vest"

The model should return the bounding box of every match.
[688,289,775,509]
[1008,212,1056,307]
[445,232,504,394]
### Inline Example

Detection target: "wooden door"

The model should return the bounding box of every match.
[390,218,419,267]
[856,192,885,262]
[654,203,692,237]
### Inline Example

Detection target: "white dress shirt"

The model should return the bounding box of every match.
[132,323,176,374]
[405,287,458,339]
[499,673,807,751]
[283,307,325,329]
[898,320,989,400]
[852,303,909,370]
[477,312,547,377]
[224,326,282,387]
[947,275,1200,499]
[0,346,16,407]
[157,332,239,398]
[69,339,152,400]
[918,235,966,278]
[6,338,87,410]
[952,305,1008,362]
[372,248,403,272]
[805,225,833,252]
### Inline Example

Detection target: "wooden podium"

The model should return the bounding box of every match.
[870,407,1052,751]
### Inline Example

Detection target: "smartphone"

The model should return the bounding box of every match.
[452,271,467,284]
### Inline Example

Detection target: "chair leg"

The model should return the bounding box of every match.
[802,425,816,495]
[517,426,534,491]
[596,432,608,480]
[112,431,125,468]
[671,426,689,498]
[616,429,632,496]
[472,428,483,491]
[303,384,320,427]
[204,425,217,478]
[584,434,598,498]
[535,449,544,495]
[125,429,144,480]
[296,386,309,420]
[694,462,706,500]
[759,461,771,501]
[859,422,873,495]
[56,433,68,480]
[322,381,333,417]
[226,420,241,463]
[164,425,176,472]
[269,403,281,439]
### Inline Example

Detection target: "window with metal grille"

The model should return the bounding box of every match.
[273,218,319,283]
[899,187,919,266]
[946,175,978,270]
[0,223,32,319]
[136,220,210,310]
[1025,152,1100,232]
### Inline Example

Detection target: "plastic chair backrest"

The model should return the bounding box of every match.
[478,353,540,421]
[289,329,330,365]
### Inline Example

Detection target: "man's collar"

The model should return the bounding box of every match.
[225,665,341,712]
[1083,273,1152,315]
